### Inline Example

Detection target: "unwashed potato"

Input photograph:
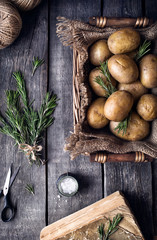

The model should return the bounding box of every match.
[118,80,148,101]
[108,54,139,84]
[89,40,112,66]
[89,68,117,97]
[108,28,140,54]
[140,54,157,88]
[137,94,157,121]
[87,98,109,129]
[104,90,133,121]
[110,112,150,141]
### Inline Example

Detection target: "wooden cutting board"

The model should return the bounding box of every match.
[40,191,144,240]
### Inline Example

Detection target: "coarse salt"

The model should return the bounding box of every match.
[60,177,78,194]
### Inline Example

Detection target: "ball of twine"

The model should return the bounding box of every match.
[0,0,22,49]
[11,0,42,11]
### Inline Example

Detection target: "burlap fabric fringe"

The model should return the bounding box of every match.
[57,17,157,160]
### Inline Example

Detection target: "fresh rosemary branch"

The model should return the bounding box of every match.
[0,65,58,165]
[98,214,123,240]
[36,93,58,140]
[0,112,21,144]
[99,61,111,82]
[135,40,151,62]
[32,56,45,76]
[98,223,105,240]
[25,184,35,195]
[114,113,131,136]
[13,72,29,108]
[95,61,117,98]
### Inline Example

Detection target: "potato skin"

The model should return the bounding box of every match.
[104,90,133,121]
[108,28,140,54]
[87,98,109,129]
[110,112,150,141]
[108,54,139,84]
[136,94,157,121]
[140,54,157,88]
[118,81,148,101]
[89,40,112,66]
[89,68,117,97]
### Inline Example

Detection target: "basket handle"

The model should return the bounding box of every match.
[89,17,153,28]
[90,152,153,163]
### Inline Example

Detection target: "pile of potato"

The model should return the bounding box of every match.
[87,28,157,141]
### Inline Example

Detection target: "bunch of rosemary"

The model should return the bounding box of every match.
[0,58,58,165]
[98,214,123,240]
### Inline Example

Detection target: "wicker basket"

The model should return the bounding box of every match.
[57,17,157,162]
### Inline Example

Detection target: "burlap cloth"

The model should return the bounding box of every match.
[56,17,157,160]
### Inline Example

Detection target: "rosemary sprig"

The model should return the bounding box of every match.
[5,90,27,144]
[0,63,58,165]
[95,61,117,98]
[114,113,131,136]
[98,223,105,240]
[25,184,35,195]
[13,72,29,108]
[135,40,151,62]
[98,214,123,240]
[32,57,45,76]
[0,113,21,144]
[99,61,111,82]
[36,93,58,139]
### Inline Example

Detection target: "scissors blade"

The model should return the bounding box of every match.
[3,167,11,196]
[9,166,20,187]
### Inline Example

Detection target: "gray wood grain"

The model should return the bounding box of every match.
[0,1,48,239]
[102,0,154,239]
[103,0,143,17]
[144,0,157,235]
[47,0,103,225]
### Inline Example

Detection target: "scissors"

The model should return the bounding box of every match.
[0,164,20,222]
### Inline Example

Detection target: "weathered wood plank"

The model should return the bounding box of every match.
[102,0,153,239]
[104,162,153,239]
[145,0,157,21]
[144,0,157,236]
[47,0,102,225]
[102,0,142,17]
[0,1,48,239]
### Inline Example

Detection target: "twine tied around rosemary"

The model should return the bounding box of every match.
[19,144,43,162]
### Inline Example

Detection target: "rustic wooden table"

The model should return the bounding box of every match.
[0,0,156,239]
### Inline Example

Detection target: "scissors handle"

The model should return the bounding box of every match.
[0,190,3,198]
[1,193,14,222]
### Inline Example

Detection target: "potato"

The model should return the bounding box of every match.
[87,98,109,129]
[118,80,148,101]
[136,94,157,121]
[140,54,157,88]
[110,112,150,141]
[89,40,112,66]
[108,54,139,84]
[108,28,140,54]
[104,90,133,121]
[89,68,117,97]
